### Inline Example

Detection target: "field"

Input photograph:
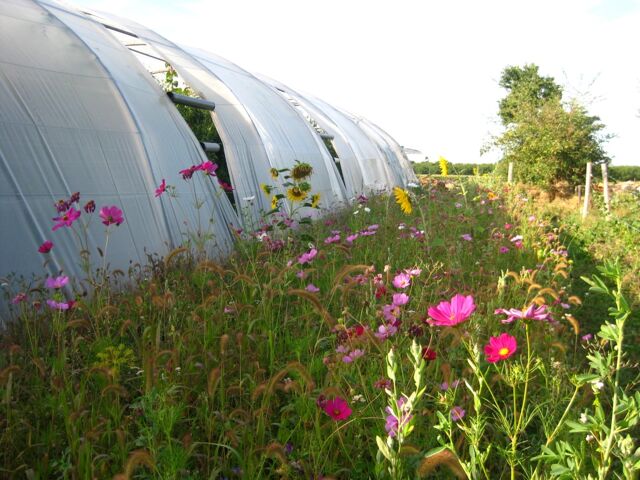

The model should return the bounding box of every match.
[1,176,638,479]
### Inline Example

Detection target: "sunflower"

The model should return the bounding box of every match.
[393,187,412,215]
[270,168,279,179]
[260,183,273,196]
[271,195,279,210]
[291,162,313,181]
[287,186,307,202]
[311,193,321,208]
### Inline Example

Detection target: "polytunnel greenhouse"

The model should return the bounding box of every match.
[0,0,417,317]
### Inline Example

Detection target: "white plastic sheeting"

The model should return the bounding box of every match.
[82,11,349,224]
[0,0,237,317]
[1,0,417,318]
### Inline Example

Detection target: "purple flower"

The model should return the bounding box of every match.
[499,246,509,254]
[385,397,413,437]
[461,234,473,242]
[392,293,409,306]
[324,234,340,244]
[305,283,320,293]
[45,276,69,289]
[494,304,553,324]
[47,299,69,311]
[52,207,81,231]
[346,233,359,244]
[297,248,318,265]
[11,293,27,304]
[450,406,466,421]
[375,324,398,340]
[342,349,365,363]
[382,304,401,322]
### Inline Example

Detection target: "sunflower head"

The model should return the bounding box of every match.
[393,187,412,215]
[260,183,274,196]
[311,193,321,209]
[271,195,279,210]
[287,186,307,202]
[291,162,313,181]
[270,168,279,180]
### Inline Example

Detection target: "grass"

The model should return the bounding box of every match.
[0,176,638,479]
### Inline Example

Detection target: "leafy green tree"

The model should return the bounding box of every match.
[494,64,610,191]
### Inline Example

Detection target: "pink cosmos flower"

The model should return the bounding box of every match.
[296,270,307,279]
[52,207,81,231]
[38,240,54,253]
[392,293,409,306]
[385,397,412,438]
[499,246,509,254]
[375,323,398,340]
[11,293,27,304]
[427,294,476,326]
[382,304,401,322]
[45,275,69,289]
[324,234,340,244]
[461,234,473,242]
[510,235,523,243]
[305,283,320,293]
[346,233,359,244]
[321,397,352,421]
[494,304,552,324]
[179,166,196,179]
[297,248,318,265]
[581,333,593,342]
[392,273,411,289]
[484,333,517,363]
[155,179,167,197]
[84,200,96,213]
[504,223,513,230]
[197,161,218,175]
[513,240,524,249]
[99,206,124,226]
[404,267,422,277]
[342,349,365,363]
[47,299,70,311]
[450,406,466,421]
[218,180,233,191]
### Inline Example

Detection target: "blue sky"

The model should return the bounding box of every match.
[70,0,640,165]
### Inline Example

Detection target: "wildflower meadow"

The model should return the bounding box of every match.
[1,167,638,479]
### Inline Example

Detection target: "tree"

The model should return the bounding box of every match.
[494,64,610,191]
[498,64,563,125]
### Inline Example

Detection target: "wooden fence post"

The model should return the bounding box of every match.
[582,162,592,219]
[601,163,611,214]
[507,162,514,184]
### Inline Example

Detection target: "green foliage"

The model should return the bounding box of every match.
[413,161,495,175]
[494,64,611,190]
[498,64,563,126]
[1,178,637,478]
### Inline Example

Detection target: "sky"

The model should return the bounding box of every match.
[69,0,640,166]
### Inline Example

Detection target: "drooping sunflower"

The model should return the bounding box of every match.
[271,195,279,210]
[287,186,307,202]
[311,193,321,208]
[291,162,313,181]
[260,183,273,196]
[393,187,412,215]
[270,168,279,180]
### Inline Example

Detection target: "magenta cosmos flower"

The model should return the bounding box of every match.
[99,205,124,226]
[45,275,69,289]
[494,304,552,324]
[427,294,476,326]
[450,406,466,422]
[52,207,81,231]
[38,240,54,253]
[484,333,517,363]
[321,397,352,421]
[297,248,317,265]
[155,179,167,197]
[385,397,412,438]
